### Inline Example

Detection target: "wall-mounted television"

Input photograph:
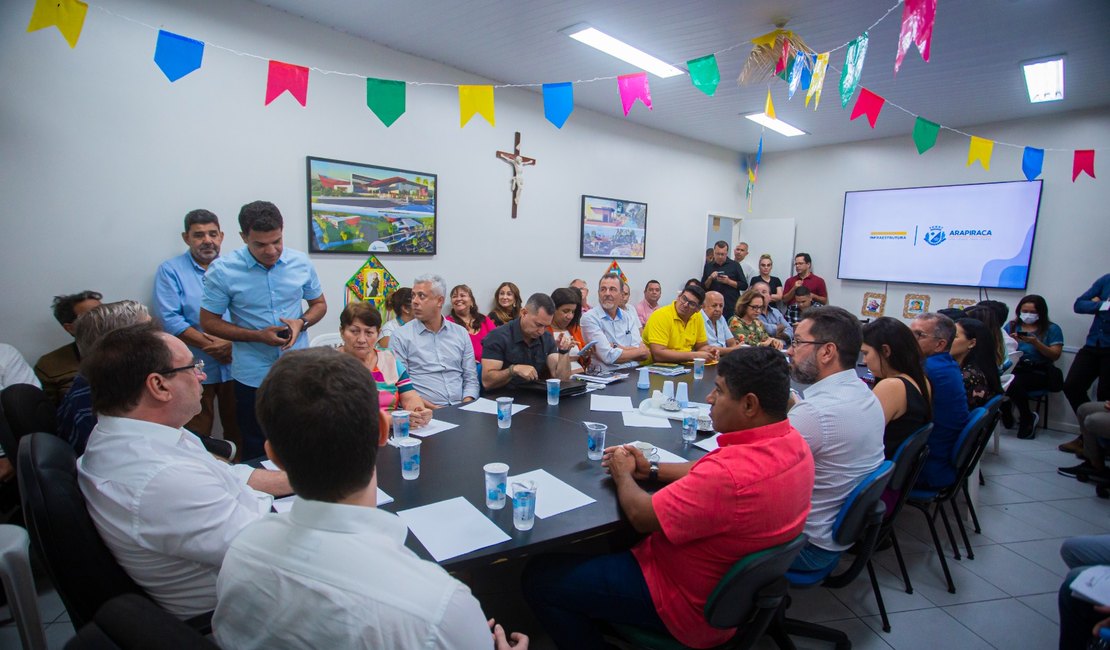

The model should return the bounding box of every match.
[837,180,1043,290]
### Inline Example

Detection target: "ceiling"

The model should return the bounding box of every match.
[253,0,1110,154]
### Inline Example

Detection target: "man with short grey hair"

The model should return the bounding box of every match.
[482,293,572,390]
[391,274,479,407]
[910,312,970,485]
[570,278,592,313]
[582,274,649,372]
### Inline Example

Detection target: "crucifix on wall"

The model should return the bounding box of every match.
[495,131,536,219]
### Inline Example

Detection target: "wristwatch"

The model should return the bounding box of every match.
[648,461,659,482]
[299,317,310,330]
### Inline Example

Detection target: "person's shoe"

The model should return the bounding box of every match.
[1017,412,1039,439]
[1058,462,1097,479]
[1059,437,1084,454]
[999,399,1015,429]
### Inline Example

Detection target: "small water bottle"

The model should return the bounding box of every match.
[1089,628,1110,649]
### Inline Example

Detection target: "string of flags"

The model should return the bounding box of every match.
[26,0,1096,186]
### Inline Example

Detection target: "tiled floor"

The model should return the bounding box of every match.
[2,424,1105,649]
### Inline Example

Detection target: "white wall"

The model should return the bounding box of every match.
[752,106,1110,429]
[0,0,742,364]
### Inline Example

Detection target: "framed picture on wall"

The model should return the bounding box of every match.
[948,298,976,310]
[306,156,437,255]
[580,194,647,259]
[861,292,886,318]
[903,293,931,318]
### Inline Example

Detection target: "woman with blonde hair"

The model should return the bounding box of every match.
[755,253,784,305]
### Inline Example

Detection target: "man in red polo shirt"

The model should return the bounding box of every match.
[783,252,829,305]
[522,347,814,649]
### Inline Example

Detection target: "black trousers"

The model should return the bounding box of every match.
[233,381,266,461]
[1063,345,1110,414]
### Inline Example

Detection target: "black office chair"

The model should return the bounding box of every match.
[65,594,219,650]
[1,384,58,443]
[905,407,990,593]
[771,461,894,650]
[610,534,808,650]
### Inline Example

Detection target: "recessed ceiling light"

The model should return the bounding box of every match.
[743,112,807,137]
[1022,56,1065,103]
[561,24,684,79]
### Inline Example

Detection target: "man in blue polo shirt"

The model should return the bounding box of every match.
[910,312,970,488]
[153,209,239,455]
[200,201,326,460]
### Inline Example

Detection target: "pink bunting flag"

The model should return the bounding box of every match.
[849,88,886,128]
[1073,150,1096,182]
[265,60,309,106]
[895,0,937,73]
[617,73,652,116]
[775,38,790,75]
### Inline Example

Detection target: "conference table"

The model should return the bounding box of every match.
[372,368,717,571]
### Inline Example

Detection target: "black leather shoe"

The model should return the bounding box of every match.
[999,399,1015,429]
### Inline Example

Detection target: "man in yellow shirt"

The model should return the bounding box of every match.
[642,284,719,364]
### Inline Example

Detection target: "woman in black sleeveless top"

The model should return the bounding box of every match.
[862,318,933,459]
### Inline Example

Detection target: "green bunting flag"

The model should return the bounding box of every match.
[839,32,869,108]
[912,117,940,154]
[687,54,720,96]
[366,78,406,127]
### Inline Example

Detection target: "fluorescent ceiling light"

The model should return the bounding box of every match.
[1022,56,1065,103]
[561,24,684,78]
[743,112,807,137]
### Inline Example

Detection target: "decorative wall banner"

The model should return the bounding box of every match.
[459,85,495,127]
[617,73,652,115]
[687,54,720,96]
[154,30,204,82]
[849,88,885,128]
[265,60,309,106]
[895,0,937,73]
[967,136,994,170]
[27,0,88,48]
[366,78,406,127]
[345,255,399,310]
[606,260,628,284]
[1073,150,1096,182]
[862,292,886,318]
[948,298,976,310]
[912,117,940,153]
[1022,147,1045,181]
[542,82,574,128]
[839,32,869,108]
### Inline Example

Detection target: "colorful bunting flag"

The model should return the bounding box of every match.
[775,38,790,75]
[366,78,406,127]
[265,60,309,106]
[542,82,574,128]
[849,88,885,128]
[345,256,398,311]
[1073,150,1096,182]
[617,73,652,116]
[787,53,807,99]
[799,53,816,91]
[967,136,994,170]
[458,85,495,127]
[839,32,869,108]
[764,90,776,120]
[912,117,940,153]
[687,55,720,96]
[26,0,88,48]
[606,260,628,284]
[1021,147,1044,181]
[895,0,937,73]
[755,135,763,166]
[805,53,829,110]
[153,30,204,83]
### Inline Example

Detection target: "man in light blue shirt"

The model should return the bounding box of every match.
[580,275,649,372]
[200,201,326,459]
[751,280,793,344]
[390,274,479,407]
[153,209,238,451]
[701,290,739,351]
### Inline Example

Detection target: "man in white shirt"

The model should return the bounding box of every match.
[77,324,290,618]
[214,348,528,650]
[0,343,39,390]
[733,241,758,283]
[580,274,650,372]
[785,306,885,572]
[701,290,740,352]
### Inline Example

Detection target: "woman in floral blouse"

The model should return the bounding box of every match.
[728,289,784,350]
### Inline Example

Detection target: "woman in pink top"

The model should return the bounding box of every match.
[446,284,497,361]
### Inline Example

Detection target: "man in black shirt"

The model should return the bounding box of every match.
[481,293,572,391]
[701,241,746,319]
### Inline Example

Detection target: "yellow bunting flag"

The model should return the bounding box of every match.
[27,0,88,48]
[764,89,776,120]
[459,85,495,127]
[967,136,994,170]
[805,53,829,110]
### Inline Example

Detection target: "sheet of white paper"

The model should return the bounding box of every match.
[628,442,688,464]
[507,469,595,519]
[590,394,635,412]
[621,411,673,429]
[410,419,460,437]
[271,489,392,514]
[261,459,278,471]
[1072,565,1110,605]
[398,497,511,562]
[459,397,529,415]
[694,433,721,452]
[1101,301,1110,312]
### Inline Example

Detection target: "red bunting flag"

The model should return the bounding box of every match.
[775,38,790,75]
[265,60,309,106]
[895,0,937,73]
[1073,150,1096,182]
[849,88,886,128]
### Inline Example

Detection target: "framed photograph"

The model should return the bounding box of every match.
[861,292,886,318]
[948,298,976,310]
[903,293,931,318]
[580,195,647,259]
[306,156,437,255]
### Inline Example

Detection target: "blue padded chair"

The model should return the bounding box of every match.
[963,395,1004,538]
[770,461,894,649]
[611,535,807,650]
[906,407,990,593]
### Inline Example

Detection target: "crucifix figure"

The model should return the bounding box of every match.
[495,131,536,219]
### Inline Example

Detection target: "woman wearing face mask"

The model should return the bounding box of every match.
[1002,294,1064,439]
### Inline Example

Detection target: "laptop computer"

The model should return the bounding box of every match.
[519,378,591,398]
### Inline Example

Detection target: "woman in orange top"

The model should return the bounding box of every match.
[549,287,592,373]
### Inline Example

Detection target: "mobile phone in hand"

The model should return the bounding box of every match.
[277,327,292,340]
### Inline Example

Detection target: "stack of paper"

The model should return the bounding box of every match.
[459,397,529,415]
[571,373,628,384]
[646,365,690,377]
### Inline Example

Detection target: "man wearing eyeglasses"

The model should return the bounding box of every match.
[909,313,970,488]
[642,284,719,364]
[78,323,290,620]
[785,307,885,572]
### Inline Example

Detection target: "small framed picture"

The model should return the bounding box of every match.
[861,292,886,318]
[903,293,931,318]
[948,298,976,310]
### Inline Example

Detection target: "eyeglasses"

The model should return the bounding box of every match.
[789,339,828,348]
[158,359,205,376]
[677,295,701,308]
[911,330,937,340]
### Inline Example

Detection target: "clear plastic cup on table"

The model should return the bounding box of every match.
[585,422,607,461]
[681,408,699,442]
[693,358,705,380]
[398,437,421,480]
[483,462,509,510]
[391,410,410,440]
[496,397,514,429]
[511,480,538,531]
[546,379,560,406]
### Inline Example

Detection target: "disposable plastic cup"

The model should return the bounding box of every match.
[693,358,705,380]
[585,422,607,461]
[483,462,509,509]
[391,410,410,439]
[496,397,514,429]
[512,481,538,531]
[682,408,699,442]
[546,379,560,406]
[398,438,421,480]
